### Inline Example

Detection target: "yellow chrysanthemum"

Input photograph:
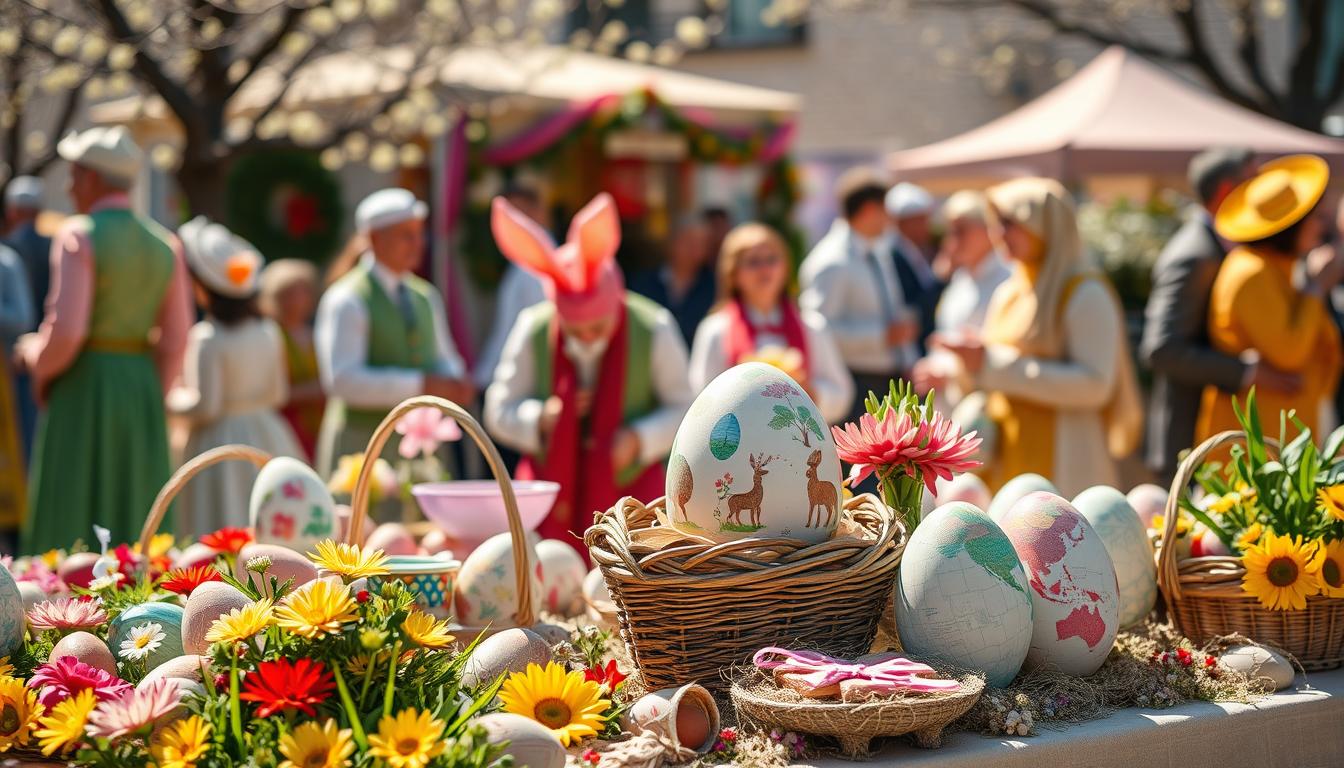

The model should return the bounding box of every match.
[367,708,446,768]
[40,550,61,569]
[1151,513,1192,537]
[150,715,211,768]
[401,611,455,649]
[0,658,13,678]
[276,580,359,639]
[34,688,94,756]
[1311,539,1344,599]
[1319,485,1344,522]
[204,598,274,644]
[308,540,390,581]
[0,674,43,751]
[498,662,609,747]
[1242,532,1321,610]
[1236,522,1263,550]
[134,532,176,560]
[1208,493,1238,514]
[279,719,354,768]
[1237,484,1257,503]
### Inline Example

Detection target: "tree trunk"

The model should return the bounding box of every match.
[173,153,234,222]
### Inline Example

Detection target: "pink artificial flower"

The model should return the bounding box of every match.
[15,560,65,594]
[28,656,132,708]
[831,409,981,494]
[86,678,183,741]
[27,598,109,632]
[393,407,462,459]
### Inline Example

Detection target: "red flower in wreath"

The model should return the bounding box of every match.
[159,565,223,596]
[239,658,335,717]
[200,527,254,555]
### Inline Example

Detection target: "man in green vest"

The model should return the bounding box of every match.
[314,188,474,479]
[484,193,692,555]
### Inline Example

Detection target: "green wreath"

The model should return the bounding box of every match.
[225,150,344,265]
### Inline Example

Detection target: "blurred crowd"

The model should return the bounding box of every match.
[2,125,1343,554]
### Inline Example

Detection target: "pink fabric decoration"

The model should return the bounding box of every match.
[393,407,463,459]
[752,647,961,695]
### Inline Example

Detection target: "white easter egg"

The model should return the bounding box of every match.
[181,582,251,655]
[1000,492,1120,676]
[476,712,565,768]
[895,502,1033,687]
[988,473,1058,521]
[16,581,46,611]
[454,532,542,627]
[534,540,587,617]
[462,627,552,688]
[0,567,25,657]
[667,363,842,542]
[1073,486,1157,629]
[1126,484,1168,528]
[250,457,338,552]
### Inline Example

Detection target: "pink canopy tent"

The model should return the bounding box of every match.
[888,46,1344,182]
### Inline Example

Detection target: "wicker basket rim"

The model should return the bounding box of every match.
[729,675,984,714]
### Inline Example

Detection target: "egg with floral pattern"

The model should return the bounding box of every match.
[249,457,338,553]
[454,532,542,627]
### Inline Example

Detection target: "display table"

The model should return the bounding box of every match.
[810,668,1343,768]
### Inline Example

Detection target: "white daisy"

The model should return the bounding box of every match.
[119,622,165,660]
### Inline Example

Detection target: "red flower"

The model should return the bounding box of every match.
[112,544,140,580]
[200,527,253,554]
[1204,655,1217,668]
[159,564,223,596]
[583,660,626,691]
[831,410,981,494]
[356,590,370,603]
[239,658,335,717]
[719,727,738,742]
[581,748,601,766]
[1176,648,1193,667]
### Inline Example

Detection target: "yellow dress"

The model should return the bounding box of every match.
[1197,245,1341,440]
[0,359,26,530]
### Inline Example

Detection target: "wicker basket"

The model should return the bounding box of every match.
[1160,430,1344,670]
[135,444,274,554]
[584,494,905,692]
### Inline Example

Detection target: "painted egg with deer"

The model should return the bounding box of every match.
[666,363,843,543]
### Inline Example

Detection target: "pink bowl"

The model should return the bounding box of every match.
[410,480,559,557]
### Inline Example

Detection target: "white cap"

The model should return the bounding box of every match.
[941,190,990,224]
[355,188,428,233]
[4,176,44,209]
[885,182,935,218]
[56,126,142,186]
[178,216,263,298]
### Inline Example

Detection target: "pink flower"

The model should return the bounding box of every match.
[27,598,108,632]
[15,560,65,594]
[831,410,981,495]
[394,407,462,459]
[28,656,131,707]
[86,678,183,740]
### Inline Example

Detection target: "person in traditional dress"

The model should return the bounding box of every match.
[3,176,49,459]
[167,218,302,535]
[314,188,474,477]
[484,193,692,549]
[15,126,193,552]
[1196,155,1343,441]
[689,222,852,424]
[930,178,1142,498]
[0,244,33,547]
[260,259,325,462]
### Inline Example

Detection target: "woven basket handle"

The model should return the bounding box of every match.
[139,444,273,553]
[346,396,534,629]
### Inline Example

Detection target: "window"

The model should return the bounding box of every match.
[712,0,805,49]
[568,0,654,43]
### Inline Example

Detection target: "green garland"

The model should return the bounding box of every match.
[225,150,345,265]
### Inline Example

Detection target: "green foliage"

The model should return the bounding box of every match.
[1076,195,1182,311]
[225,150,345,266]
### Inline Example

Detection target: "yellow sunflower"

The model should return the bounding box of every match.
[1235,522,1263,550]
[1311,539,1344,599]
[1317,485,1344,522]
[401,611,455,649]
[0,675,43,751]
[276,580,358,639]
[1208,493,1238,514]
[307,540,390,581]
[150,715,211,768]
[279,719,354,768]
[205,598,275,644]
[498,662,609,747]
[367,708,446,768]
[1242,532,1321,610]
[0,658,13,678]
[34,688,95,756]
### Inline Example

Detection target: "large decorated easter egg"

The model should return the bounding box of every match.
[667,363,842,542]
[250,457,338,553]
[988,473,1058,521]
[999,492,1120,676]
[109,602,186,671]
[895,502,1033,687]
[1072,486,1157,629]
[0,567,23,657]
[454,532,542,626]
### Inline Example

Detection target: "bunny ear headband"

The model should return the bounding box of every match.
[491,192,625,323]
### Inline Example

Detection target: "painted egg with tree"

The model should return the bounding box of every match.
[666,363,842,543]
[1072,486,1157,629]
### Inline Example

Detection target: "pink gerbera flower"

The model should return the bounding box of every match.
[28,656,131,708]
[86,679,182,741]
[27,598,108,632]
[393,407,462,459]
[831,409,981,495]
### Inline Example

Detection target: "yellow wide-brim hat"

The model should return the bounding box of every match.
[1215,154,1329,243]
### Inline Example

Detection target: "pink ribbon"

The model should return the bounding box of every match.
[752,647,961,695]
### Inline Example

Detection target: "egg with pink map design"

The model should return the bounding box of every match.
[999,492,1119,676]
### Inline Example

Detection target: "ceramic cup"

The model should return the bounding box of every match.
[622,682,720,754]
[368,555,461,618]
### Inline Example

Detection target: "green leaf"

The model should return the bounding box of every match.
[1178,498,1237,553]
[1323,425,1344,462]
[768,405,796,430]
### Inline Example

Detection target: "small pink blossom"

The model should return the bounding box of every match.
[831,409,981,495]
[394,407,462,459]
[28,656,131,707]
[27,598,108,632]
[86,678,183,741]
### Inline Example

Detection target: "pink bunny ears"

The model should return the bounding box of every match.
[491,192,625,323]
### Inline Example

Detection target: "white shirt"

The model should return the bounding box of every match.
[934,251,1013,334]
[688,306,854,425]
[484,302,693,467]
[474,264,547,388]
[799,220,916,374]
[315,254,465,408]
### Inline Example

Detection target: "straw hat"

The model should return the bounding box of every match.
[1215,154,1329,243]
[178,216,263,298]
